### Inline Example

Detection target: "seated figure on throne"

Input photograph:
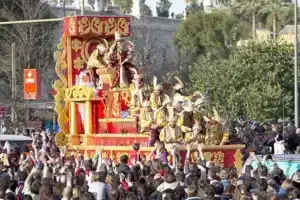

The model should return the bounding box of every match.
[86,31,136,89]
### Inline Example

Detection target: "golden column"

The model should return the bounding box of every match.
[70,101,77,135]
[85,101,93,134]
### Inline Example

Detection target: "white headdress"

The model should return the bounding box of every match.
[173,76,184,90]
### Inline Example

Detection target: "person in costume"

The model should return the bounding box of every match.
[185,120,204,145]
[107,31,135,88]
[150,77,171,127]
[203,109,229,145]
[140,101,155,133]
[159,116,184,149]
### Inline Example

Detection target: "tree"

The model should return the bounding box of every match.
[175,13,184,19]
[114,0,133,13]
[185,0,203,17]
[0,0,58,126]
[232,0,263,40]
[140,0,152,16]
[190,41,294,122]
[156,0,172,18]
[259,0,289,40]
[173,10,249,81]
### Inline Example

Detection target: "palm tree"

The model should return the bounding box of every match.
[232,0,263,40]
[259,0,288,40]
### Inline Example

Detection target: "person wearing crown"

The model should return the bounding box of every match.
[150,77,172,127]
[107,31,136,88]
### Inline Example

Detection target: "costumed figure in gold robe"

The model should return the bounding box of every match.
[150,77,171,127]
[159,117,184,149]
[185,120,204,145]
[130,68,145,115]
[203,109,229,145]
[140,101,161,146]
[140,101,155,133]
[107,31,135,88]
[177,101,194,134]
[86,41,109,86]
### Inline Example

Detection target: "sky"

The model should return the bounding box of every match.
[145,0,186,16]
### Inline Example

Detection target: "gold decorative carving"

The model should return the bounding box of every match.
[96,68,118,88]
[68,17,76,35]
[65,86,95,100]
[121,91,130,106]
[104,18,117,35]
[71,39,82,52]
[117,18,130,35]
[213,151,224,167]
[91,17,104,34]
[81,38,109,64]
[74,56,84,69]
[234,149,243,170]
[203,152,212,161]
[78,17,91,35]
[54,35,69,135]
[112,92,120,117]
[55,132,68,146]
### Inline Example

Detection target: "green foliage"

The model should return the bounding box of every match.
[114,0,133,14]
[173,10,246,61]
[140,0,152,16]
[185,0,203,17]
[0,0,57,99]
[156,0,172,17]
[190,41,294,122]
[175,13,184,20]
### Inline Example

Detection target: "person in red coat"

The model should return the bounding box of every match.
[128,143,141,167]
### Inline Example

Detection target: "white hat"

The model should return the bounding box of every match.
[154,84,163,91]
[173,83,183,91]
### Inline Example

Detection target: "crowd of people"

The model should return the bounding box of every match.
[0,119,300,200]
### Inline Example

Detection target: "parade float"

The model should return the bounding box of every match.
[53,16,244,169]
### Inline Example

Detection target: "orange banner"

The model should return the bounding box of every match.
[24,69,40,99]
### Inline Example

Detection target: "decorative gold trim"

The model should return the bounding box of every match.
[70,102,77,135]
[81,134,148,138]
[234,149,243,170]
[104,18,117,35]
[68,17,76,35]
[65,86,94,100]
[117,18,130,35]
[71,39,82,52]
[66,145,245,151]
[78,17,91,35]
[91,17,104,34]
[54,35,69,135]
[74,56,84,69]
[98,118,136,122]
[81,38,108,64]
[67,37,73,88]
